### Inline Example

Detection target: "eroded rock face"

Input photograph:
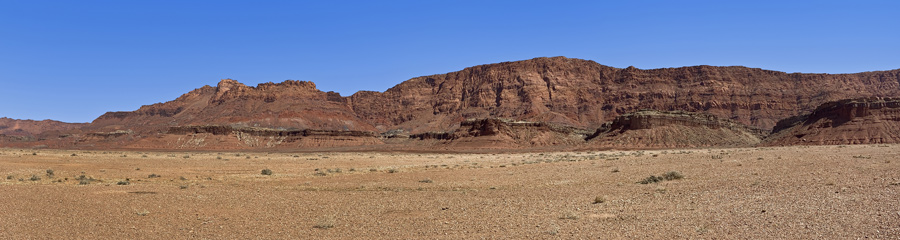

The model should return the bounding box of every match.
[6,56,900,150]
[351,57,900,133]
[89,79,376,135]
[589,110,765,149]
[765,97,900,145]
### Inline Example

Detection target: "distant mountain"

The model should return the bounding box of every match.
[0,117,86,137]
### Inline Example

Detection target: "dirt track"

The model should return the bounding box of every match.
[1,145,898,239]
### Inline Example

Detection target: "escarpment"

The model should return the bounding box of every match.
[4,56,900,150]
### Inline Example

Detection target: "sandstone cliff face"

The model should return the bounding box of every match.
[765,97,900,145]
[351,57,900,133]
[588,110,765,149]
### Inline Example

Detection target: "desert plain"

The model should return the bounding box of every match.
[1,145,898,239]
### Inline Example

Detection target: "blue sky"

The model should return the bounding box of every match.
[1,1,898,123]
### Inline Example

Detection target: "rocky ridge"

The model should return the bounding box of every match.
[0,117,87,137]
[588,110,765,148]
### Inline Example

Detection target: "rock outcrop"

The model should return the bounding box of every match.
[408,118,592,150]
[765,97,900,145]
[588,110,765,149]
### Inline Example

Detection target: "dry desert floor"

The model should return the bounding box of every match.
[1,145,899,239]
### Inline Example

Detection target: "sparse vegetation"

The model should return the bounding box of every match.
[117,180,130,185]
[76,175,95,185]
[559,211,580,220]
[662,171,684,180]
[639,175,664,184]
[29,175,41,181]
[419,178,433,183]
[148,173,161,178]
[314,216,336,229]
[593,196,607,204]
[639,171,684,184]
[261,169,273,175]
[46,169,54,178]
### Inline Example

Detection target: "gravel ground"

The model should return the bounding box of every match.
[1,145,898,239]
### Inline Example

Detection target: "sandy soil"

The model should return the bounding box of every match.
[1,145,898,239]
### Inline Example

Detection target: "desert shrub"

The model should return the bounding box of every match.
[75,175,96,185]
[117,181,130,185]
[639,171,684,184]
[593,196,606,204]
[419,178,433,183]
[559,211,580,220]
[182,155,190,159]
[5,175,12,180]
[46,169,54,177]
[261,169,273,175]
[29,175,41,181]
[71,153,77,157]
[639,175,664,184]
[148,174,161,178]
[314,216,335,229]
[662,171,684,180]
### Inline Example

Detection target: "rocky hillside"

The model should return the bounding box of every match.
[765,97,900,145]
[588,110,765,149]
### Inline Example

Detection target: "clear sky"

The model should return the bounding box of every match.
[1,0,898,123]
